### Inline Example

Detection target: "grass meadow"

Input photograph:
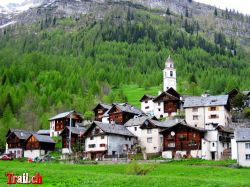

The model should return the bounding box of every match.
[0,159,250,186]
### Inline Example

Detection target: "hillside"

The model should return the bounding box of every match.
[0,0,250,150]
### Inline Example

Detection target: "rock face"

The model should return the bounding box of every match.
[0,0,250,46]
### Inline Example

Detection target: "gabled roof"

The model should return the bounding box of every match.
[140,119,183,129]
[60,126,87,136]
[32,134,56,144]
[166,88,180,99]
[86,121,135,137]
[37,130,50,135]
[139,94,156,102]
[49,110,83,121]
[6,129,36,140]
[124,116,153,127]
[160,122,206,134]
[153,91,179,102]
[183,95,229,108]
[93,103,112,112]
[235,128,250,142]
[216,125,234,134]
[108,103,144,116]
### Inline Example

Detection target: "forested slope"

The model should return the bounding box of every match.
[0,2,249,149]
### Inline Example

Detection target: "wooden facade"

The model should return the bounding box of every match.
[161,124,204,157]
[54,114,83,132]
[7,133,24,149]
[108,106,135,125]
[93,104,111,121]
[25,135,55,151]
[60,128,84,150]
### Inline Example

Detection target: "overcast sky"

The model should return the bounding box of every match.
[1,0,250,15]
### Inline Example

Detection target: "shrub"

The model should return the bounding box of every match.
[125,161,157,175]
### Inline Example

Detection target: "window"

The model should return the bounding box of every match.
[170,71,173,77]
[100,144,106,147]
[125,137,128,140]
[129,137,131,141]
[210,107,217,111]
[246,154,250,160]
[145,106,149,109]
[158,102,161,106]
[210,115,218,119]
[88,144,95,148]
[147,137,152,143]
[193,115,198,120]
[192,107,198,112]
[147,129,152,134]
[90,137,94,140]
[145,101,148,104]
[101,135,105,139]
[212,142,215,147]
[134,127,137,131]
[158,108,161,112]
[246,143,250,149]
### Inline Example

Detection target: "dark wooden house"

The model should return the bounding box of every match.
[24,134,55,159]
[108,103,144,125]
[153,91,181,117]
[161,122,205,158]
[49,110,84,136]
[60,126,86,154]
[6,129,36,158]
[93,103,112,121]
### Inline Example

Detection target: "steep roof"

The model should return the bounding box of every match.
[88,121,135,137]
[6,129,36,140]
[183,95,229,108]
[153,91,179,102]
[49,110,83,121]
[139,94,156,102]
[140,119,184,129]
[37,130,50,135]
[61,126,87,135]
[93,103,112,112]
[235,128,250,142]
[32,134,56,143]
[108,103,144,116]
[160,122,206,134]
[124,116,152,127]
[216,125,234,134]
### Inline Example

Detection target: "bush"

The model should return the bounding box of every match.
[125,161,157,175]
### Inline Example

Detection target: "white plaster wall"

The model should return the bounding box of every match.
[126,125,143,138]
[231,139,237,160]
[141,128,163,154]
[62,148,70,154]
[50,121,60,137]
[6,148,23,158]
[237,142,250,167]
[102,117,109,123]
[107,135,135,155]
[24,150,45,159]
[162,151,172,159]
[185,106,231,129]
[163,68,176,91]
[141,100,154,116]
[190,150,202,158]
[85,135,108,152]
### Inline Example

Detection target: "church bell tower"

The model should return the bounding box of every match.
[163,56,177,91]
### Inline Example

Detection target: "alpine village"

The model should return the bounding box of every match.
[4,56,250,167]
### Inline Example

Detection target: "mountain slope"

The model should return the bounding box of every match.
[0,0,249,149]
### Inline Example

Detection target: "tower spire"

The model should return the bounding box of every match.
[163,55,176,91]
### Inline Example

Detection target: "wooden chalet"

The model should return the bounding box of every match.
[108,103,144,125]
[161,122,205,158]
[6,129,36,158]
[60,126,86,152]
[93,103,112,121]
[24,134,55,159]
[49,110,84,136]
[153,91,181,117]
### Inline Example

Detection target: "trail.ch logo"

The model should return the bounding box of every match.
[5,172,42,184]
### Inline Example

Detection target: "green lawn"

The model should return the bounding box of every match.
[119,85,159,107]
[0,160,249,186]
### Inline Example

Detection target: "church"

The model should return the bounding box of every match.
[140,56,182,119]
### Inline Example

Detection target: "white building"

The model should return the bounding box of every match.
[183,95,231,129]
[201,124,233,160]
[125,116,181,156]
[163,55,177,91]
[84,121,137,160]
[232,128,250,167]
